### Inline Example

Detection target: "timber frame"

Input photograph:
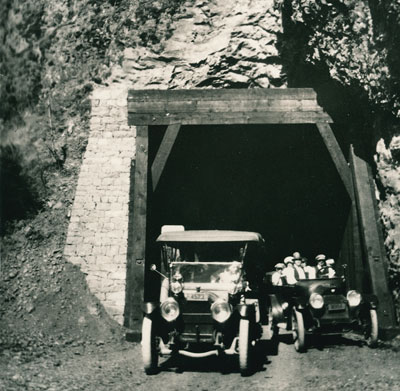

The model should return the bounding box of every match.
[125,88,396,334]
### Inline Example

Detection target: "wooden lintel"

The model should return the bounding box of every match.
[126,125,148,332]
[128,111,332,126]
[316,123,353,200]
[128,88,318,102]
[350,145,397,328]
[151,124,181,191]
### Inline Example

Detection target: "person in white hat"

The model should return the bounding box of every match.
[271,263,286,286]
[325,258,336,278]
[315,254,328,278]
[282,256,297,284]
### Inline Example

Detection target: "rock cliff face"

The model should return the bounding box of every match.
[66,0,400,323]
[115,0,284,89]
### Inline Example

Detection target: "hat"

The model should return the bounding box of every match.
[315,254,326,261]
[283,256,294,265]
[275,263,285,269]
[326,258,335,266]
[293,251,301,260]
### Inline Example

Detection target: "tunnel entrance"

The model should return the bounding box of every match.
[149,124,350,265]
[125,88,396,333]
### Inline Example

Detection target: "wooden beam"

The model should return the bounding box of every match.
[128,88,318,102]
[349,145,397,328]
[316,123,353,199]
[128,99,324,114]
[151,124,181,191]
[125,125,148,333]
[128,111,332,126]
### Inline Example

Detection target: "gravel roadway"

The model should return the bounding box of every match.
[1,331,400,391]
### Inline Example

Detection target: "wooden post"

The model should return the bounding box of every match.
[151,124,181,191]
[349,145,397,328]
[125,125,149,335]
[316,123,353,200]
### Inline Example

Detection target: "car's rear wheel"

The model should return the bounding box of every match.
[142,317,159,374]
[365,309,378,348]
[292,308,306,353]
[239,319,252,375]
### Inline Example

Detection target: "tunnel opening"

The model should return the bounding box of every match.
[147,124,351,269]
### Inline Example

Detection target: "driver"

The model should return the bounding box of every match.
[217,261,242,283]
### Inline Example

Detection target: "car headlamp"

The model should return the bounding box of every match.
[309,293,324,309]
[170,279,183,294]
[160,297,180,322]
[347,290,361,307]
[210,299,232,323]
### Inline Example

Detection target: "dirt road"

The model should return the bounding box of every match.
[1,331,400,391]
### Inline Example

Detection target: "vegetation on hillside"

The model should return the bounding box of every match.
[0,0,187,234]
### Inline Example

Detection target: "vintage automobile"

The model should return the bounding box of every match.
[268,275,379,352]
[141,228,269,375]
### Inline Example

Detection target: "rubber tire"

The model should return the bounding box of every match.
[239,319,252,376]
[142,317,158,374]
[366,309,378,348]
[292,308,306,353]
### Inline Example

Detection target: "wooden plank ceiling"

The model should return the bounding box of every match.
[128,88,332,125]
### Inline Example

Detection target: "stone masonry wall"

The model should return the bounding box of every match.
[64,0,284,325]
[64,86,135,325]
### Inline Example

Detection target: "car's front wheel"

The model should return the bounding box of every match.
[364,309,378,348]
[239,319,252,376]
[142,317,159,374]
[292,308,306,353]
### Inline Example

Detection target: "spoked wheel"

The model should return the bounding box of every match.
[364,309,378,348]
[292,308,306,353]
[142,317,159,374]
[238,319,253,376]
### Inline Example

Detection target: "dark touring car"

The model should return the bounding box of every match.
[141,228,268,375]
[268,276,378,352]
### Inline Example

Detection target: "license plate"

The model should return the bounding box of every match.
[187,292,206,301]
[328,303,346,311]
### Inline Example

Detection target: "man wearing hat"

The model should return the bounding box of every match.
[271,263,286,286]
[315,254,328,278]
[292,251,306,280]
[282,256,297,284]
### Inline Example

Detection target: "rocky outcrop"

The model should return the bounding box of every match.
[114,0,284,89]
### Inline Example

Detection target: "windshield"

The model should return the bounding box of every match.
[171,262,242,284]
[161,242,247,263]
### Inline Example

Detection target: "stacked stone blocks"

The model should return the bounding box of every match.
[64,86,135,325]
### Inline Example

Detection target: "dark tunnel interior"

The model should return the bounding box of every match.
[147,124,351,270]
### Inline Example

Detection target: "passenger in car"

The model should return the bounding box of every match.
[315,254,329,278]
[282,256,297,284]
[293,251,307,280]
[301,257,316,279]
[325,258,336,278]
[271,263,286,286]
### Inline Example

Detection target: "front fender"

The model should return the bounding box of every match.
[362,294,379,309]
[237,303,255,320]
[269,294,286,323]
[142,302,159,315]
[292,296,308,310]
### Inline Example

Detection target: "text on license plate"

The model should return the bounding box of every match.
[187,293,206,301]
[328,303,346,311]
